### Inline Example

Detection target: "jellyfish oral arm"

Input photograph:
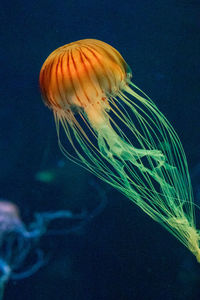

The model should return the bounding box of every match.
[85,103,165,168]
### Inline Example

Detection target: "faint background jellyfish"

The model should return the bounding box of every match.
[0,188,106,300]
[0,200,39,300]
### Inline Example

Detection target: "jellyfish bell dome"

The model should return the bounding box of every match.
[0,201,19,217]
[0,200,24,233]
[39,39,131,116]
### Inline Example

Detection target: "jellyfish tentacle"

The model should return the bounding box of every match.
[11,250,45,280]
[83,93,200,259]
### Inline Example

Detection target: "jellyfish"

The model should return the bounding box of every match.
[0,201,45,300]
[39,39,200,262]
[0,189,106,299]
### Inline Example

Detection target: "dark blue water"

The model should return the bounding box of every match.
[0,1,200,299]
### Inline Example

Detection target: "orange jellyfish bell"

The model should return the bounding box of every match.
[39,39,131,127]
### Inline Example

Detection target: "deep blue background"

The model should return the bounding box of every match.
[0,1,200,299]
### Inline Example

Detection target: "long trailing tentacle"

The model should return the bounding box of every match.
[54,81,200,261]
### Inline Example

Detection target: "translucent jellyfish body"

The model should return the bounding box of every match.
[39,39,200,262]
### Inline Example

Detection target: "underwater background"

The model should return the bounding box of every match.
[0,0,200,299]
